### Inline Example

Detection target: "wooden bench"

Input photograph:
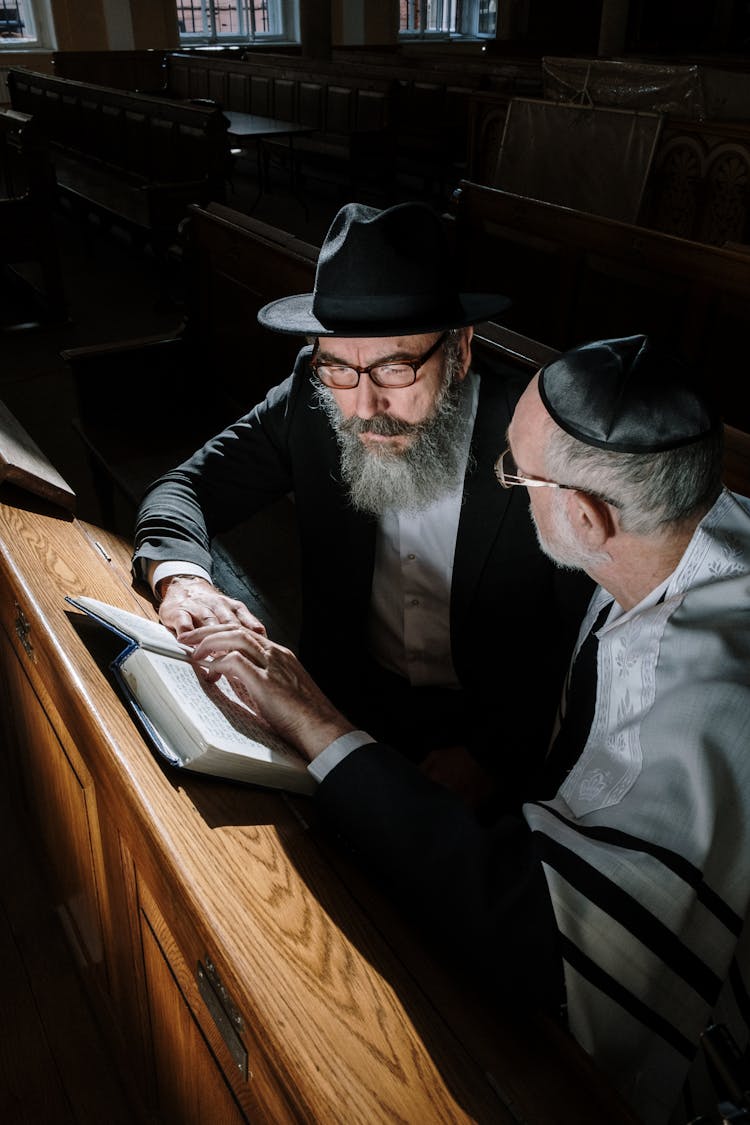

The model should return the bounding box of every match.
[6,68,232,254]
[161,52,396,200]
[60,203,318,616]
[160,51,509,202]
[51,48,168,92]
[450,179,750,430]
[465,92,750,249]
[0,107,67,324]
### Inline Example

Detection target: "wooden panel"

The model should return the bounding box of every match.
[297,80,324,129]
[0,620,105,981]
[271,77,296,123]
[137,873,294,1123]
[207,67,228,107]
[249,74,273,116]
[325,84,354,134]
[0,717,145,1124]
[355,86,389,131]
[0,495,643,1125]
[227,70,251,112]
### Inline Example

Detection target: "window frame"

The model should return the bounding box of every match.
[176,0,295,47]
[398,0,497,41]
[0,0,54,51]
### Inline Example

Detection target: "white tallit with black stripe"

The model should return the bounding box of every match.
[524,489,750,1124]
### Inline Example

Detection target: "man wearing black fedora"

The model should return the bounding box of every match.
[132,200,591,802]
[173,335,750,1125]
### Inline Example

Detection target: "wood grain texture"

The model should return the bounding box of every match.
[0,495,644,1124]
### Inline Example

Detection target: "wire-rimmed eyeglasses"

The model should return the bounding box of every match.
[494,448,576,491]
[494,448,620,507]
[310,331,448,389]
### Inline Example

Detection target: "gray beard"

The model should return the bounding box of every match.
[313,364,469,517]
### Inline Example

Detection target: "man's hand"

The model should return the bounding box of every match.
[180,622,354,760]
[157,575,267,640]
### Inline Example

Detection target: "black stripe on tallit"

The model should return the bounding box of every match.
[530,801,742,935]
[729,958,750,1028]
[534,833,722,1004]
[559,934,697,1059]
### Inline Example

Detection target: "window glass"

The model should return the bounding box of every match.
[399,0,497,38]
[0,0,38,47]
[177,1,284,43]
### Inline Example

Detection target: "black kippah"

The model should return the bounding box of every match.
[538,335,720,453]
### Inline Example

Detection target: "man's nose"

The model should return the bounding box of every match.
[351,371,389,417]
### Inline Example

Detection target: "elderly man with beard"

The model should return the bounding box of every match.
[132,201,591,804]
[175,335,750,1125]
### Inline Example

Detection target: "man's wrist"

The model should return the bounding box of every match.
[307,729,374,783]
[155,573,209,603]
[150,560,212,602]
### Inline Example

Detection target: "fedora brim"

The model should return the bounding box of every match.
[257,292,512,337]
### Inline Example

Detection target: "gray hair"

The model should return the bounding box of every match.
[543,416,724,535]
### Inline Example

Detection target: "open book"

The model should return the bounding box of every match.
[66,595,316,796]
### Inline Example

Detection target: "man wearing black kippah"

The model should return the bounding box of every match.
[178,332,750,1124]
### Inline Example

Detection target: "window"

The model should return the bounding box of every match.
[177,1,289,44]
[399,0,497,38]
[0,0,40,47]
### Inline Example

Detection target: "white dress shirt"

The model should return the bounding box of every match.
[151,372,481,782]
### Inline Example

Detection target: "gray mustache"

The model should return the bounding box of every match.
[342,414,420,438]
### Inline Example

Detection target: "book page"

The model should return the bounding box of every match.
[122,646,307,769]
[69,595,191,659]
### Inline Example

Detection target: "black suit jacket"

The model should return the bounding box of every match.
[133,345,593,774]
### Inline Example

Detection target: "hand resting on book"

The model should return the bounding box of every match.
[183,621,354,761]
[158,575,268,639]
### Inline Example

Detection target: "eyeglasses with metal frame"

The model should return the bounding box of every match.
[494,448,620,507]
[310,331,449,389]
[495,447,578,491]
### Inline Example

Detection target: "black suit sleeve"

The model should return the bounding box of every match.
[316,742,564,1013]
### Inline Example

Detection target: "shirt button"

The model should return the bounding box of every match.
[410,598,420,606]
[407,553,416,560]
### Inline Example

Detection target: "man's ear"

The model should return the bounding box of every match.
[455,326,473,381]
[568,490,617,548]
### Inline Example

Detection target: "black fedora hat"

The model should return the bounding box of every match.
[257,201,511,337]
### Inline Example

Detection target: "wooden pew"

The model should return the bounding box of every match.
[6,68,232,254]
[161,52,395,199]
[450,179,750,430]
[0,107,67,324]
[51,48,168,92]
[0,473,644,1125]
[160,51,505,202]
[60,202,319,553]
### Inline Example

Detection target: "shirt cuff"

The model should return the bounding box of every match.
[307,729,375,783]
[151,561,212,596]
